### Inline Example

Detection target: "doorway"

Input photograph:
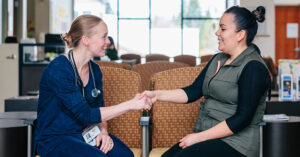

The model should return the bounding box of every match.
[275,6,300,65]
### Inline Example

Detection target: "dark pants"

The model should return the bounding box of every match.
[36,134,133,157]
[162,139,246,157]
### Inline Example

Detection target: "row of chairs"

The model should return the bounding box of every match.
[100,65,204,157]
[120,53,214,66]
[95,61,193,91]
[117,53,277,90]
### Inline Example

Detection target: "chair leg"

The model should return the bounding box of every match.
[27,125,32,157]
[259,122,266,157]
[140,116,150,157]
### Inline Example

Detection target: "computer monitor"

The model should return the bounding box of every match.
[44,33,65,54]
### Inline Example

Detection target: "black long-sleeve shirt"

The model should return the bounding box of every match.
[182,56,271,133]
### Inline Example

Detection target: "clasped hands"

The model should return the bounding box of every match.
[130,91,158,111]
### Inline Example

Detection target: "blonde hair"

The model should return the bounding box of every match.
[62,15,103,48]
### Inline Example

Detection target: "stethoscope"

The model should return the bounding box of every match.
[68,50,101,98]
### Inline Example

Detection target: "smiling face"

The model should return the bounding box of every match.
[85,21,110,57]
[215,13,242,54]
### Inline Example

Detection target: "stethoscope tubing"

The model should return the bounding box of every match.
[68,50,100,98]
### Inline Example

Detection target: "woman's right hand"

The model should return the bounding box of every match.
[140,91,157,103]
[130,94,152,111]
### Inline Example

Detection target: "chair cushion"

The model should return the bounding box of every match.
[149,148,169,157]
[131,148,142,157]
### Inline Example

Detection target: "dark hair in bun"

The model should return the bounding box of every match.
[252,6,265,23]
[225,6,266,46]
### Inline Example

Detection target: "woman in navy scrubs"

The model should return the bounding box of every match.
[33,15,152,157]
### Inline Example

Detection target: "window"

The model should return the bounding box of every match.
[119,20,149,54]
[183,0,226,56]
[74,0,239,57]
[151,0,181,57]
[119,0,149,18]
[183,20,219,56]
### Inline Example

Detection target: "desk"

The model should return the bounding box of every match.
[5,96,38,112]
[0,119,28,157]
[266,97,300,116]
[0,112,37,157]
[263,116,300,157]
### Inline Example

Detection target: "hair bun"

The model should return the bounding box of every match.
[61,33,73,48]
[252,6,265,23]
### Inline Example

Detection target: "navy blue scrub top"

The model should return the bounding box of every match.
[34,55,104,152]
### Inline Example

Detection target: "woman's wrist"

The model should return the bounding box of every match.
[100,128,109,135]
[154,90,160,101]
[122,99,135,111]
[196,132,208,142]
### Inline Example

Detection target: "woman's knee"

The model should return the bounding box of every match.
[108,146,133,157]
[162,142,182,157]
[107,134,133,157]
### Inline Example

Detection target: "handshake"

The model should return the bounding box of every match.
[130,91,157,111]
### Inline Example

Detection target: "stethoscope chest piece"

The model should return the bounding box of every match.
[91,88,101,98]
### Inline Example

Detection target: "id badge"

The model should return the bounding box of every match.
[82,125,101,146]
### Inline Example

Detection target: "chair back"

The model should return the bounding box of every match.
[145,54,169,62]
[95,61,131,70]
[120,53,142,64]
[101,67,142,148]
[200,54,213,64]
[150,66,204,148]
[174,55,196,66]
[262,57,277,89]
[196,62,207,69]
[132,61,189,91]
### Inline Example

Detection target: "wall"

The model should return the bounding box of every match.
[2,0,9,41]
[34,0,73,42]
[16,0,27,40]
[34,0,50,42]
[49,0,72,34]
[27,0,35,38]
[274,0,300,5]
[240,0,275,60]
[0,0,2,43]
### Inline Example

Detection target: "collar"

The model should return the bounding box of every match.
[223,44,259,67]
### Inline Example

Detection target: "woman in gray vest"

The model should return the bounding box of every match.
[141,6,271,157]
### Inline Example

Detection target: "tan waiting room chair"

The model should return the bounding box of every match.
[132,61,189,91]
[120,53,142,64]
[174,54,196,66]
[95,61,131,70]
[262,56,277,89]
[101,67,144,157]
[149,66,204,157]
[145,54,169,62]
[200,54,213,64]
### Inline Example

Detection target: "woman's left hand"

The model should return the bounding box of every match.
[96,130,114,154]
[179,133,205,149]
